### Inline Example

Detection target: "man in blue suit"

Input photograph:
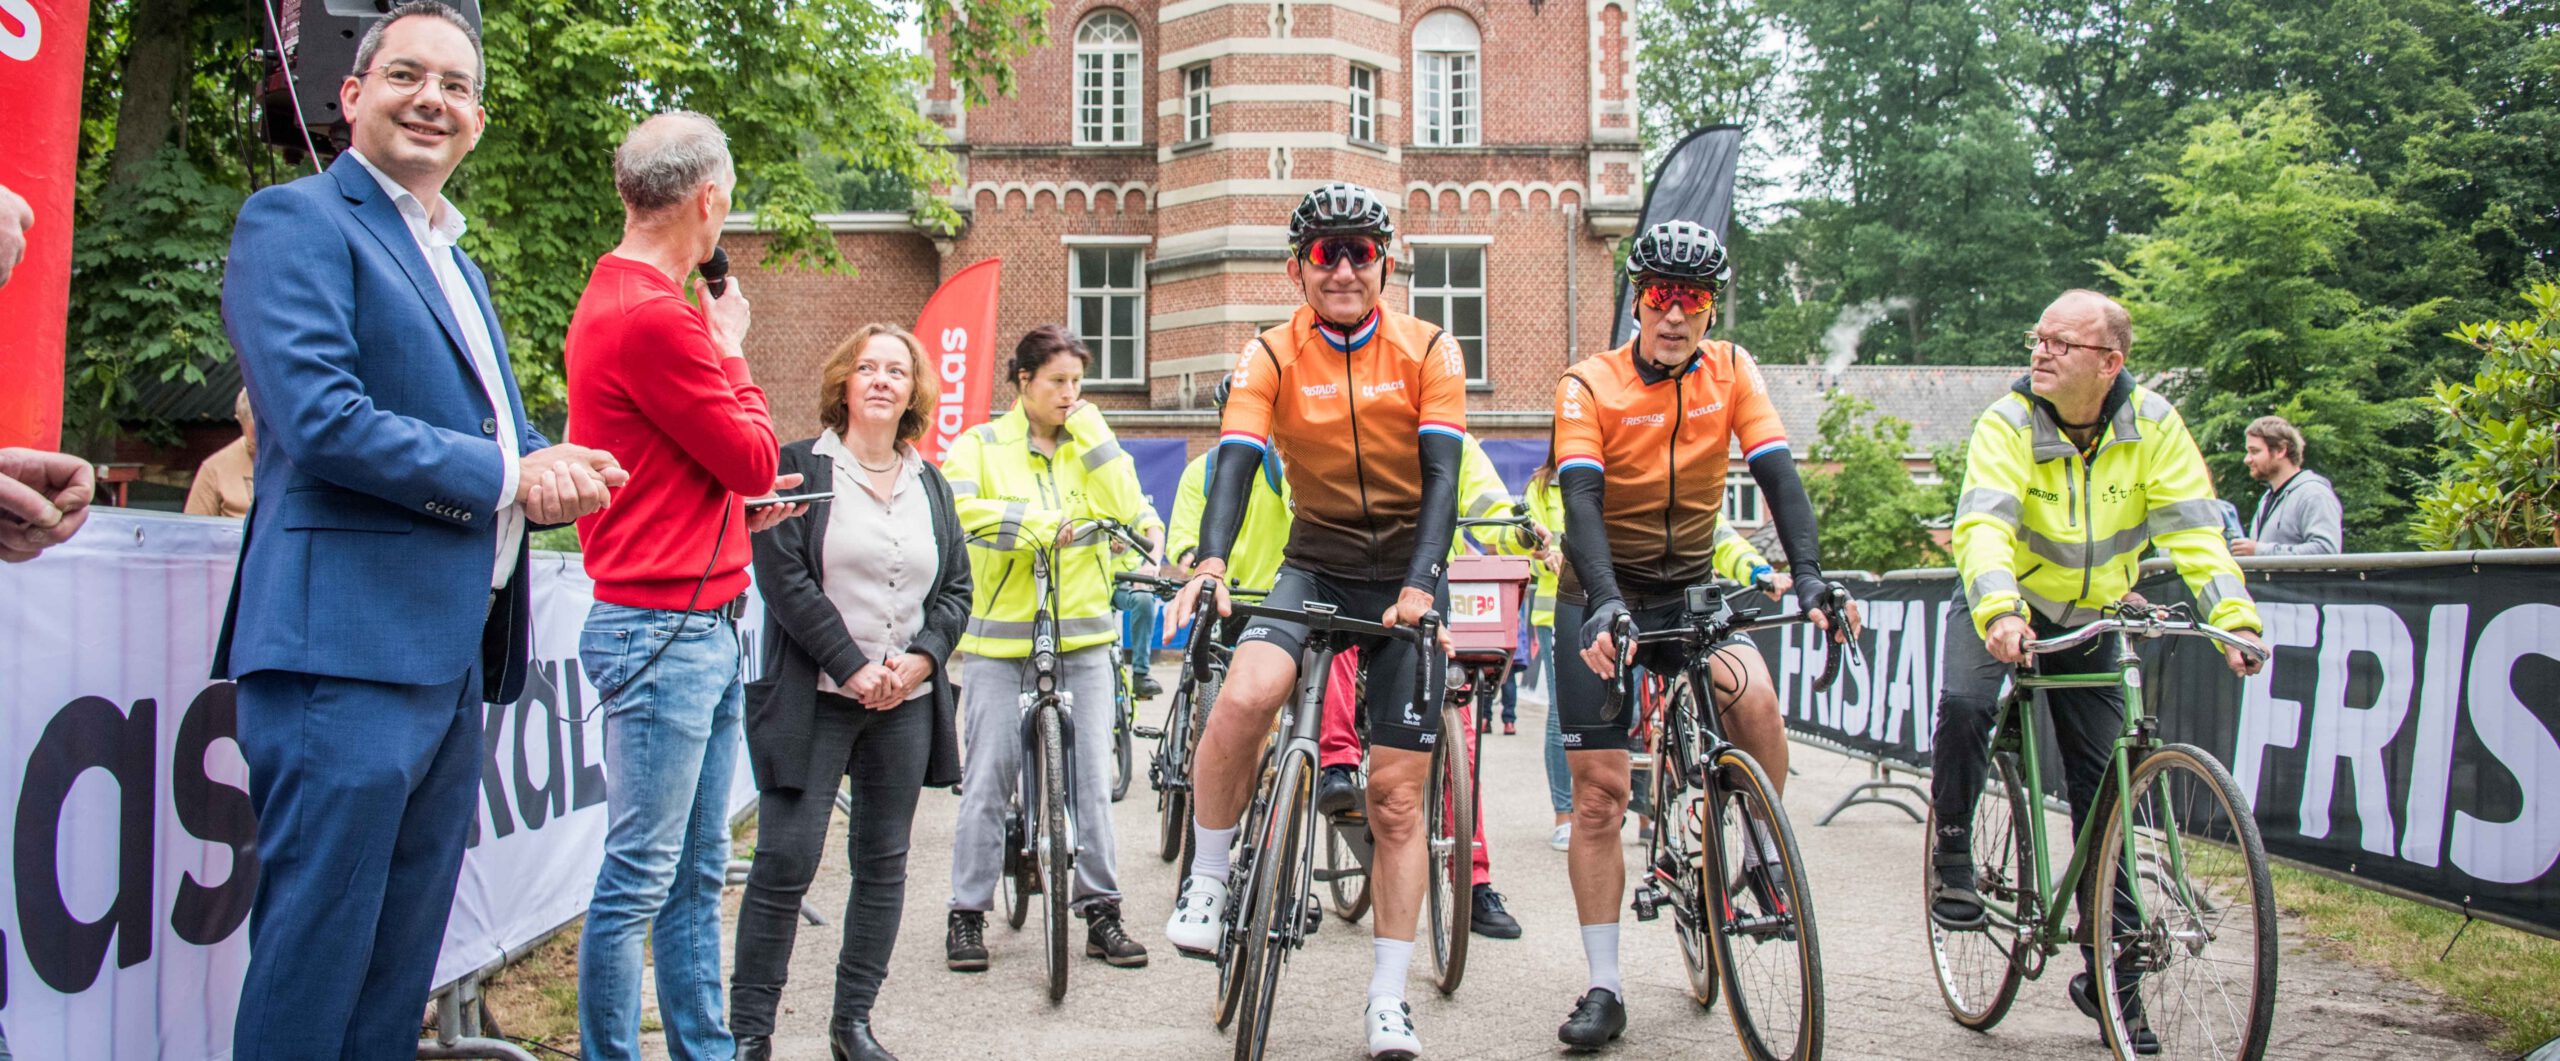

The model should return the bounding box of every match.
[216,4,628,1056]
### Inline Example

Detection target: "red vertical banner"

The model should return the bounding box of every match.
[0,0,90,449]
[915,257,1002,465]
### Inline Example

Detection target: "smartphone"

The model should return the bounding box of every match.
[746,491,834,508]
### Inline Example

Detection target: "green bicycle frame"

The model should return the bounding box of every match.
[1985,631,2164,955]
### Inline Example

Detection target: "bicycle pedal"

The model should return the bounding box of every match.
[1631,883,1666,921]
[1132,726,1164,739]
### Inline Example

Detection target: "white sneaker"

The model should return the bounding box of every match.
[1166,875,1226,958]
[1365,995,1422,1060]
[1549,822,1572,852]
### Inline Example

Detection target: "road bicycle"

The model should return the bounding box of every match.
[966,516,1152,1004]
[1924,601,2276,1061]
[1116,570,1266,885]
[1211,600,1449,1061]
[1612,580,1852,1061]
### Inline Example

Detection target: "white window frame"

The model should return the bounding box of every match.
[1183,64,1213,143]
[1067,238,1149,384]
[1348,64,1378,144]
[1405,240,1488,383]
[1075,12,1143,147]
[1414,10,1480,147]
[1724,472,1764,525]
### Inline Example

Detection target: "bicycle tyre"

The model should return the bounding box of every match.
[1323,812,1371,922]
[1425,702,1474,996]
[1036,703,1072,1003]
[1704,745,1822,1061]
[1112,697,1135,803]
[1212,730,1277,1031]
[1232,756,1311,1059]
[1660,678,1720,1009]
[2090,743,2277,1061]
[1925,747,2032,1031]
[1168,671,1222,877]
[1003,797,1031,931]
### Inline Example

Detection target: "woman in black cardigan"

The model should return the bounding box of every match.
[733,323,969,1061]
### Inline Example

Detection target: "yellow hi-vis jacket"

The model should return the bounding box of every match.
[1953,375,2261,639]
[1454,434,1516,561]
[943,403,1151,658]
[1168,448,1293,593]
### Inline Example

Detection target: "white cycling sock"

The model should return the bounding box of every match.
[1582,922,1624,996]
[1189,824,1238,883]
[1369,937,1414,1002]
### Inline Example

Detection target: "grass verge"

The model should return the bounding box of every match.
[2273,859,2560,1054]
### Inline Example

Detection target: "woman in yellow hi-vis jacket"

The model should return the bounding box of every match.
[940,325,1153,972]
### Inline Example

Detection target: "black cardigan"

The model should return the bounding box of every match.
[745,436,971,793]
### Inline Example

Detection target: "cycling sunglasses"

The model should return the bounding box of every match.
[1301,236,1384,271]
[1638,281,1716,315]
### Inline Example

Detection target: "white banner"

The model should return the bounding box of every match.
[0,510,760,1059]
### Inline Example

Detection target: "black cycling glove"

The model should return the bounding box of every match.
[1578,598,1629,654]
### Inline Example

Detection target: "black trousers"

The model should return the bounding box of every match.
[1929,602,2132,974]
[731,690,933,1034]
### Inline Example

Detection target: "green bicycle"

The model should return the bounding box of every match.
[1925,602,2277,1060]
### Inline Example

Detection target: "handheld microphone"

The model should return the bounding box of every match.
[699,246,731,298]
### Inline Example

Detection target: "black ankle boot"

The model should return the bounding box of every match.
[736,1033,773,1061]
[833,1020,899,1061]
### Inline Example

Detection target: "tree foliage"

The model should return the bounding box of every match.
[1802,392,1949,574]
[2412,284,2560,550]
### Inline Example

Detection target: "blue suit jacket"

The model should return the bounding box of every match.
[214,154,549,703]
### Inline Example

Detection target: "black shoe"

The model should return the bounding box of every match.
[1557,987,1627,1050]
[1315,763,1361,817]
[832,1021,899,1061]
[2070,972,2160,1055]
[737,1034,773,1061]
[1135,674,1164,700]
[945,910,988,971]
[1083,899,1151,967]
[1930,851,1987,930]
[1470,884,1522,939]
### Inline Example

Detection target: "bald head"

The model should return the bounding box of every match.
[613,112,733,215]
[2052,289,2132,356]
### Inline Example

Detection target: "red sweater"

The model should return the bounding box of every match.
[566,254,777,608]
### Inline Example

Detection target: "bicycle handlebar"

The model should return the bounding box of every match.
[1601,582,1855,721]
[2020,602,2269,664]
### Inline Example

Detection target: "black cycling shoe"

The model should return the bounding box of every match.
[1315,763,1362,817]
[2070,972,2160,1055]
[832,1021,899,1061]
[1134,673,1164,700]
[736,1034,773,1061]
[1557,987,1628,1050]
[946,910,989,971]
[1084,899,1151,967]
[1470,884,1522,939]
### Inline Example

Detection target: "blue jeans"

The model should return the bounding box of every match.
[577,603,745,1061]
[1114,587,1160,677]
[1536,625,1570,815]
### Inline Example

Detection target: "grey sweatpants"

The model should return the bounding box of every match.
[949,646,1123,912]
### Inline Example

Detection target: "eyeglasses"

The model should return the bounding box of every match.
[2023,331,2113,358]
[363,64,481,105]
[1637,281,1715,315]
[1300,236,1383,272]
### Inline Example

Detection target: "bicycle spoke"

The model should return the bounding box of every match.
[2094,745,2277,1060]
[1926,750,2031,1031]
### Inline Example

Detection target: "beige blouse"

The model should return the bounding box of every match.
[814,430,938,700]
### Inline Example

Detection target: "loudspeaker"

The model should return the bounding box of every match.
[254,0,483,152]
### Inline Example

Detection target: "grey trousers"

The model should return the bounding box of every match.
[949,646,1122,912]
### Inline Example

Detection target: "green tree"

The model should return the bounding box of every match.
[2411,284,2560,550]
[2101,96,2432,551]
[1802,392,1947,573]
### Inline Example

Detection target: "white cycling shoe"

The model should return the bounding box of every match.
[1365,995,1422,1060]
[1165,875,1226,958]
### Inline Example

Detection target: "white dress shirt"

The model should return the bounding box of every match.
[348,150,524,588]
[814,430,937,701]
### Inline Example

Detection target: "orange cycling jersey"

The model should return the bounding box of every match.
[1552,339,1788,602]
[1220,305,1470,583]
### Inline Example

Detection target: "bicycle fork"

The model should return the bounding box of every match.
[1018,690,1082,877]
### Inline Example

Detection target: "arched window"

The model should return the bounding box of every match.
[1413,10,1480,147]
[1074,11,1143,146]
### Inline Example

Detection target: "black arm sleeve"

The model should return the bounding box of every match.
[1558,464,1621,609]
[1404,432,1463,591]
[1194,443,1262,571]
[1748,448,1828,607]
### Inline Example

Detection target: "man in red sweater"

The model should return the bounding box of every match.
[565,111,802,1061]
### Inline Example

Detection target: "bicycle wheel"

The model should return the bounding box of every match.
[2089,743,2277,1061]
[1704,745,1822,1061]
[1323,812,1371,922]
[1169,671,1223,879]
[1113,696,1135,803]
[1213,734,1278,1031]
[1003,798,1031,930]
[1037,703,1072,1003]
[1232,756,1312,1060]
[1925,747,2032,1030]
[1657,682,1719,1008]
[1425,703,1475,996]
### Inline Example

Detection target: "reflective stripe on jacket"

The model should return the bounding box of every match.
[1953,374,2260,639]
[943,403,1150,657]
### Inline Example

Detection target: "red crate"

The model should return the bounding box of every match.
[1446,554,1533,661]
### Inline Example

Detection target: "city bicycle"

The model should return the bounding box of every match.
[1211,600,1448,1061]
[1613,580,1852,1061]
[967,516,1152,1004]
[1924,601,2276,1061]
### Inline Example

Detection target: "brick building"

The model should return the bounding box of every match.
[729,0,1648,499]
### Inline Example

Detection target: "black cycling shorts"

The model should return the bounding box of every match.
[1233,564,1450,753]
[1552,597,1754,752]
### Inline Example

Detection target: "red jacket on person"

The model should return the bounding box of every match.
[566,253,778,609]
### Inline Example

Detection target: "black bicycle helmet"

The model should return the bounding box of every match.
[1625,220,1732,290]
[1288,182,1395,246]
[1214,374,1234,409]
